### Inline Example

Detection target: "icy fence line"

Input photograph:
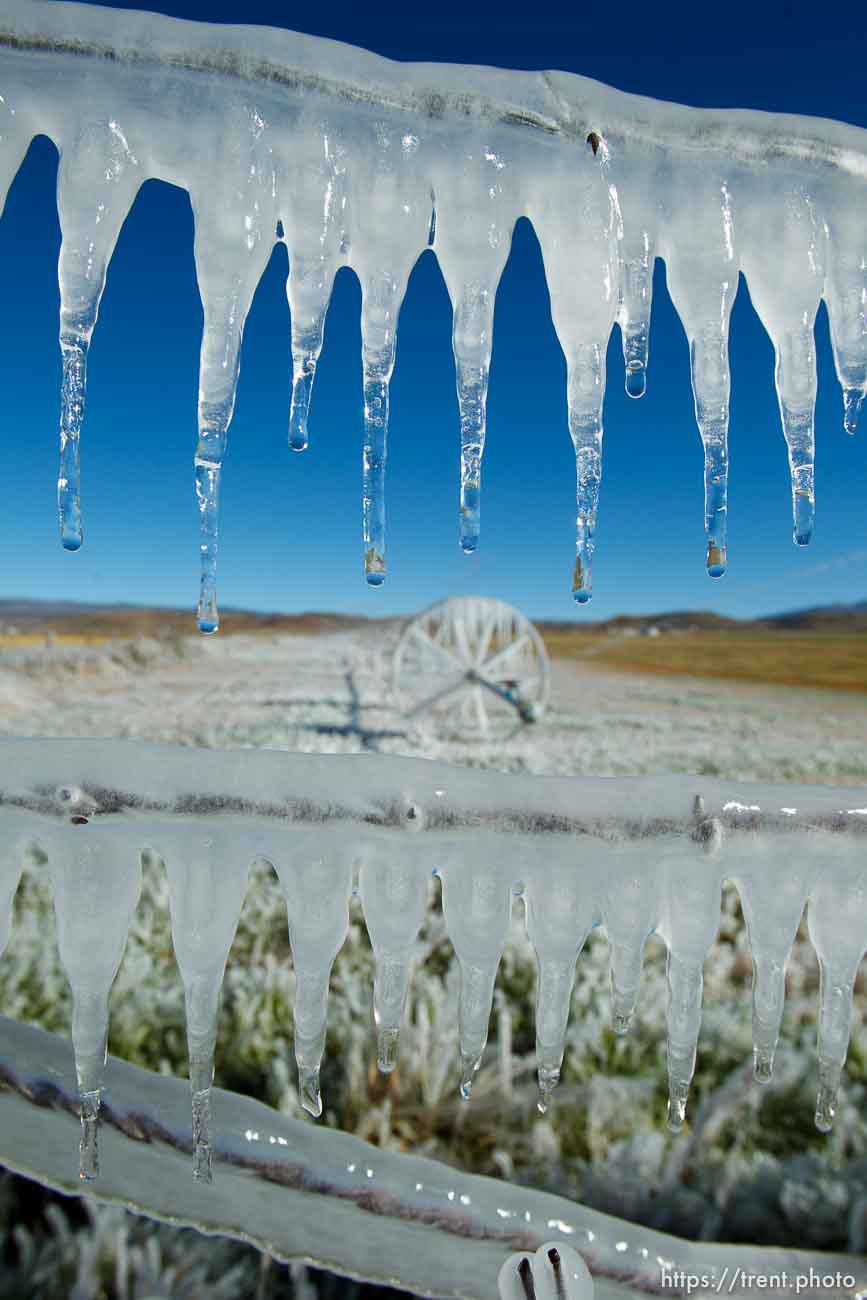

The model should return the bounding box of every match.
[0,1,865,621]
[0,738,865,1188]
[0,1016,864,1300]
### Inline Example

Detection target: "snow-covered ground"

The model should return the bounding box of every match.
[2,625,866,784]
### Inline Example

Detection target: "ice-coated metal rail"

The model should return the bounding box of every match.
[0,738,864,1190]
[0,0,865,618]
[0,1016,863,1300]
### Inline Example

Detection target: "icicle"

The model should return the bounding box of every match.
[56,122,142,550]
[44,822,141,1180]
[741,185,825,548]
[435,137,515,554]
[0,102,32,224]
[350,121,429,582]
[272,833,354,1117]
[774,324,819,546]
[824,195,867,436]
[162,829,251,1182]
[806,853,867,1133]
[664,183,738,577]
[358,829,430,1073]
[731,850,815,1084]
[359,271,405,585]
[598,850,658,1037]
[451,280,497,554]
[439,852,512,1099]
[529,136,618,604]
[657,824,723,1132]
[283,122,348,453]
[190,112,276,632]
[619,232,655,399]
[523,848,598,1112]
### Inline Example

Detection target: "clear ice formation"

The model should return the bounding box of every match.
[0,738,865,1187]
[0,1,865,621]
[2,1016,863,1300]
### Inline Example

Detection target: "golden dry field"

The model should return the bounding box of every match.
[542,628,867,693]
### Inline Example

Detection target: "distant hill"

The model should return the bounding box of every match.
[0,598,379,638]
[539,599,867,637]
[760,601,867,631]
[0,596,864,639]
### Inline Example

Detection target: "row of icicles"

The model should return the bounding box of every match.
[55,242,864,634]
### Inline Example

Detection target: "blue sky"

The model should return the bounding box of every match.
[0,0,864,622]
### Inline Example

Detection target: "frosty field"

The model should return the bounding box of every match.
[0,625,864,1297]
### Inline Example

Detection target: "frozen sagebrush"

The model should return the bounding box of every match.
[0,0,864,620]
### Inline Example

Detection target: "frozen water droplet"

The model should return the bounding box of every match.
[195,460,221,634]
[460,478,480,554]
[299,1062,323,1118]
[537,1065,559,1114]
[706,542,726,579]
[58,340,87,550]
[571,556,592,605]
[611,1006,634,1036]
[459,1050,481,1100]
[843,388,862,435]
[364,551,386,585]
[289,360,314,451]
[619,239,654,402]
[815,1060,840,1133]
[625,361,646,399]
[753,1047,774,1085]
[376,1025,400,1074]
[666,1081,689,1135]
[78,1087,100,1182]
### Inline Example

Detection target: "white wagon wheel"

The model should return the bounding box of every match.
[393,596,550,740]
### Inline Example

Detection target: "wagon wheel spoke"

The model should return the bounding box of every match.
[405,674,468,720]
[481,633,532,677]
[451,611,475,669]
[474,611,496,668]
[407,623,465,675]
